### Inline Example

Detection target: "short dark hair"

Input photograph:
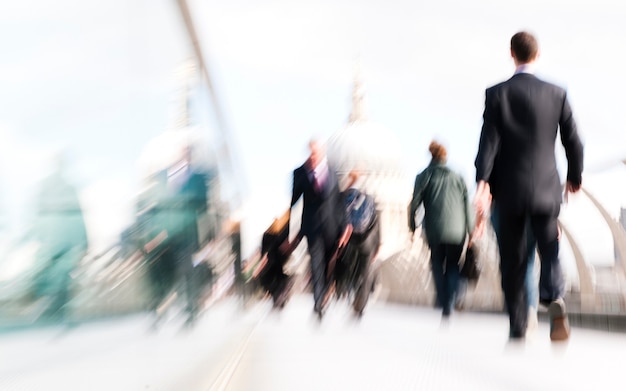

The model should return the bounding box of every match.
[510,31,538,63]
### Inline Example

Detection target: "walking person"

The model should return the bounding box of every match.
[409,141,475,320]
[474,31,584,341]
[336,170,380,316]
[31,152,88,322]
[283,139,351,319]
[144,144,209,328]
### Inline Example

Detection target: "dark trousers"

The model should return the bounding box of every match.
[496,210,564,336]
[307,234,335,309]
[430,242,463,316]
[259,254,289,303]
[176,250,200,320]
[335,220,380,305]
[491,205,538,309]
[149,243,200,322]
[147,250,177,312]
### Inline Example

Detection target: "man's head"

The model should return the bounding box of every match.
[429,140,447,163]
[510,31,539,65]
[307,139,325,169]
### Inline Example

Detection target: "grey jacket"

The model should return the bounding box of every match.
[409,161,473,247]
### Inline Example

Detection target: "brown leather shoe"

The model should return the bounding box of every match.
[549,299,570,342]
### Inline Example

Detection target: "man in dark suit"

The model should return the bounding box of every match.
[286,140,350,318]
[474,31,584,341]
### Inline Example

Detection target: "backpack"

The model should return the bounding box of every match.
[344,188,377,235]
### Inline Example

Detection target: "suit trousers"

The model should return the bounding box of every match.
[306,234,334,310]
[491,205,539,310]
[496,210,564,337]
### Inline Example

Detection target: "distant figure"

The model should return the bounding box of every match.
[409,141,474,320]
[31,153,88,321]
[136,173,177,325]
[335,170,380,316]
[474,31,584,341]
[283,139,351,319]
[143,145,208,327]
[227,219,243,296]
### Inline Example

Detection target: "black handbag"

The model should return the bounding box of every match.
[460,245,480,283]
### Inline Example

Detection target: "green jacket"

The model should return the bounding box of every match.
[409,161,473,247]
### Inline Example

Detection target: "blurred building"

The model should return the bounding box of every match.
[67,60,233,320]
[135,60,228,244]
[326,73,411,261]
[324,73,503,309]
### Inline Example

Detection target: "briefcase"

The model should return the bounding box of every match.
[460,245,480,283]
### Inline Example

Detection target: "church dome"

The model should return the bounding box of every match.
[325,73,412,260]
[326,76,403,177]
[137,126,217,178]
[327,120,403,176]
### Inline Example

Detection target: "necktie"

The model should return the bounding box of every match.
[314,169,326,193]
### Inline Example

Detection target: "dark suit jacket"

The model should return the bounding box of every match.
[290,162,346,244]
[474,73,584,214]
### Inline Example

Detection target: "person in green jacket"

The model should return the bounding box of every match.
[409,141,474,319]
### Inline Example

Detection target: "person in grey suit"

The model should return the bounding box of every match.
[285,140,350,318]
[474,31,584,341]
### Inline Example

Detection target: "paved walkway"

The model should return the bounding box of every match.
[1,295,625,390]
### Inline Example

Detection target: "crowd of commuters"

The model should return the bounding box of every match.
[24,31,583,344]
[272,31,583,344]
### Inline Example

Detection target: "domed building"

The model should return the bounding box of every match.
[326,74,412,261]
[326,73,505,310]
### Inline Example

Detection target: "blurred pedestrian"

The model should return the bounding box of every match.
[144,144,208,327]
[31,152,88,322]
[283,139,351,319]
[474,31,584,341]
[409,141,475,320]
[336,170,380,316]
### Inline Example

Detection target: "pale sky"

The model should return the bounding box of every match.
[1,0,625,270]
[189,0,626,266]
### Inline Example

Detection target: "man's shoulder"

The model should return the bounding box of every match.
[436,165,463,181]
[486,76,514,93]
[486,75,527,94]
[294,164,307,175]
[414,166,431,181]
[487,74,566,96]
[535,77,567,95]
